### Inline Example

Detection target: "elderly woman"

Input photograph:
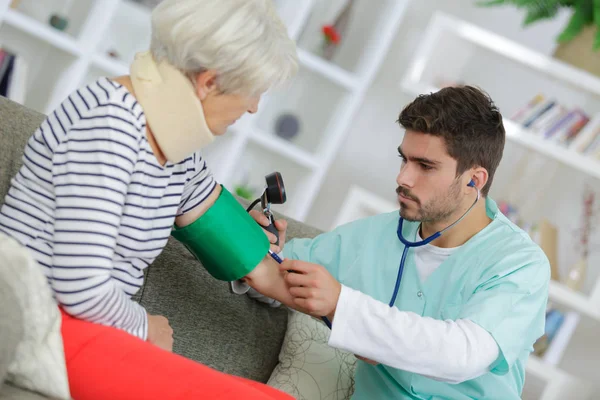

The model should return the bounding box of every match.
[0,0,297,398]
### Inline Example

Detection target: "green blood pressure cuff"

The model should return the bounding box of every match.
[171,185,270,281]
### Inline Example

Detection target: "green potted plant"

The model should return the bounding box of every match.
[477,0,600,76]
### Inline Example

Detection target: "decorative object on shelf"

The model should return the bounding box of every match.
[107,49,120,60]
[538,219,560,282]
[565,185,597,291]
[554,25,600,77]
[321,25,341,59]
[533,306,565,357]
[233,169,256,202]
[0,47,27,104]
[476,0,600,76]
[9,0,22,9]
[234,185,255,201]
[274,113,300,141]
[565,257,587,292]
[49,14,69,32]
[318,0,355,60]
[497,201,561,281]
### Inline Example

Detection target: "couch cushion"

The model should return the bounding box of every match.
[267,310,357,399]
[0,233,70,399]
[0,383,50,400]
[0,259,23,390]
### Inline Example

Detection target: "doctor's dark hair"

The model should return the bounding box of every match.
[397,85,505,197]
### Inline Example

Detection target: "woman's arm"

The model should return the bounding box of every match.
[175,185,294,307]
[175,184,221,227]
[50,104,149,339]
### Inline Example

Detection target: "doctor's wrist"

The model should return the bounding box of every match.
[326,281,342,322]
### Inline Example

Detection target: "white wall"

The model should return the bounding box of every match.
[305,0,572,231]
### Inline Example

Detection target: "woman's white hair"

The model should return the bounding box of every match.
[150,0,298,95]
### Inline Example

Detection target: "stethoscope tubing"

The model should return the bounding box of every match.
[323,185,480,330]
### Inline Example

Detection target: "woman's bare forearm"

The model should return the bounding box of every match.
[243,256,294,308]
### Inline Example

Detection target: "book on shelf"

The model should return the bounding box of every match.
[512,94,592,149]
[0,48,27,104]
[557,111,589,146]
[511,94,544,124]
[544,109,588,144]
[529,104,567,135]
[522,99,557,129]
[585,133,600,159]
[569,113,600,154]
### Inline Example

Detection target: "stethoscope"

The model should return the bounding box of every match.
[321,179,480,329]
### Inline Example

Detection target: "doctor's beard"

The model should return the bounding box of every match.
[397,178,462,223]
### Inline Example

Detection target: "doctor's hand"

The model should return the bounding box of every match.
[249,210,287,253]
[280,259,341,319]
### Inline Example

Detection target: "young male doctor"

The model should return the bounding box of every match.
[249,85,550,399]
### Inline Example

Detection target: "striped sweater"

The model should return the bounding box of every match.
[0,77,217,339]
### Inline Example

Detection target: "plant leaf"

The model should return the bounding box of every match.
[582,0,595,23]
[595,0,600,49]
[523,0,560,25]
[476,0,508,6]
[557,3,588,42]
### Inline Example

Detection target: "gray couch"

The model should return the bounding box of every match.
[0,96,322,399]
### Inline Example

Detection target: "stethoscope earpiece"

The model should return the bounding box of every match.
[468,179,475,188]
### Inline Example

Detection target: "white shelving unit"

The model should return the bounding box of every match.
[402,12,600,181]
[208,0,411,221]
[0,0,410,223]
[332,185,398,229]
[0,0,131,113]
[401,11,599,399]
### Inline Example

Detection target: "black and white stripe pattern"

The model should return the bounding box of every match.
[0,77,216,339]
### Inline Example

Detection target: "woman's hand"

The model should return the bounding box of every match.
[249,210,287,253]
[147,314,174,352]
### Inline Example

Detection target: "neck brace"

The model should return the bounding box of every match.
[130,51,214,163]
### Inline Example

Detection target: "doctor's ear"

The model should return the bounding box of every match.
[466,168,488,191]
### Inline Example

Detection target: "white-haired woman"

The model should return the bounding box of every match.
[0,0,297,398]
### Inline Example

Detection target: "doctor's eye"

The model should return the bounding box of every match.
[420,163,433,171]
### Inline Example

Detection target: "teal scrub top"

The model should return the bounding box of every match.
[282,198,550,400]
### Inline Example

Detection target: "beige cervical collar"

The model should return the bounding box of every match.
[130,51,214,163]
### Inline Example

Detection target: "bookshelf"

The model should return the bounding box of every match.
[401,11,599,399]
[0,0,410,224]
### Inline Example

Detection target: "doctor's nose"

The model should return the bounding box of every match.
[396,164,416,189]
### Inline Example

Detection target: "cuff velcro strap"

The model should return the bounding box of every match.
[171,185,269,281]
